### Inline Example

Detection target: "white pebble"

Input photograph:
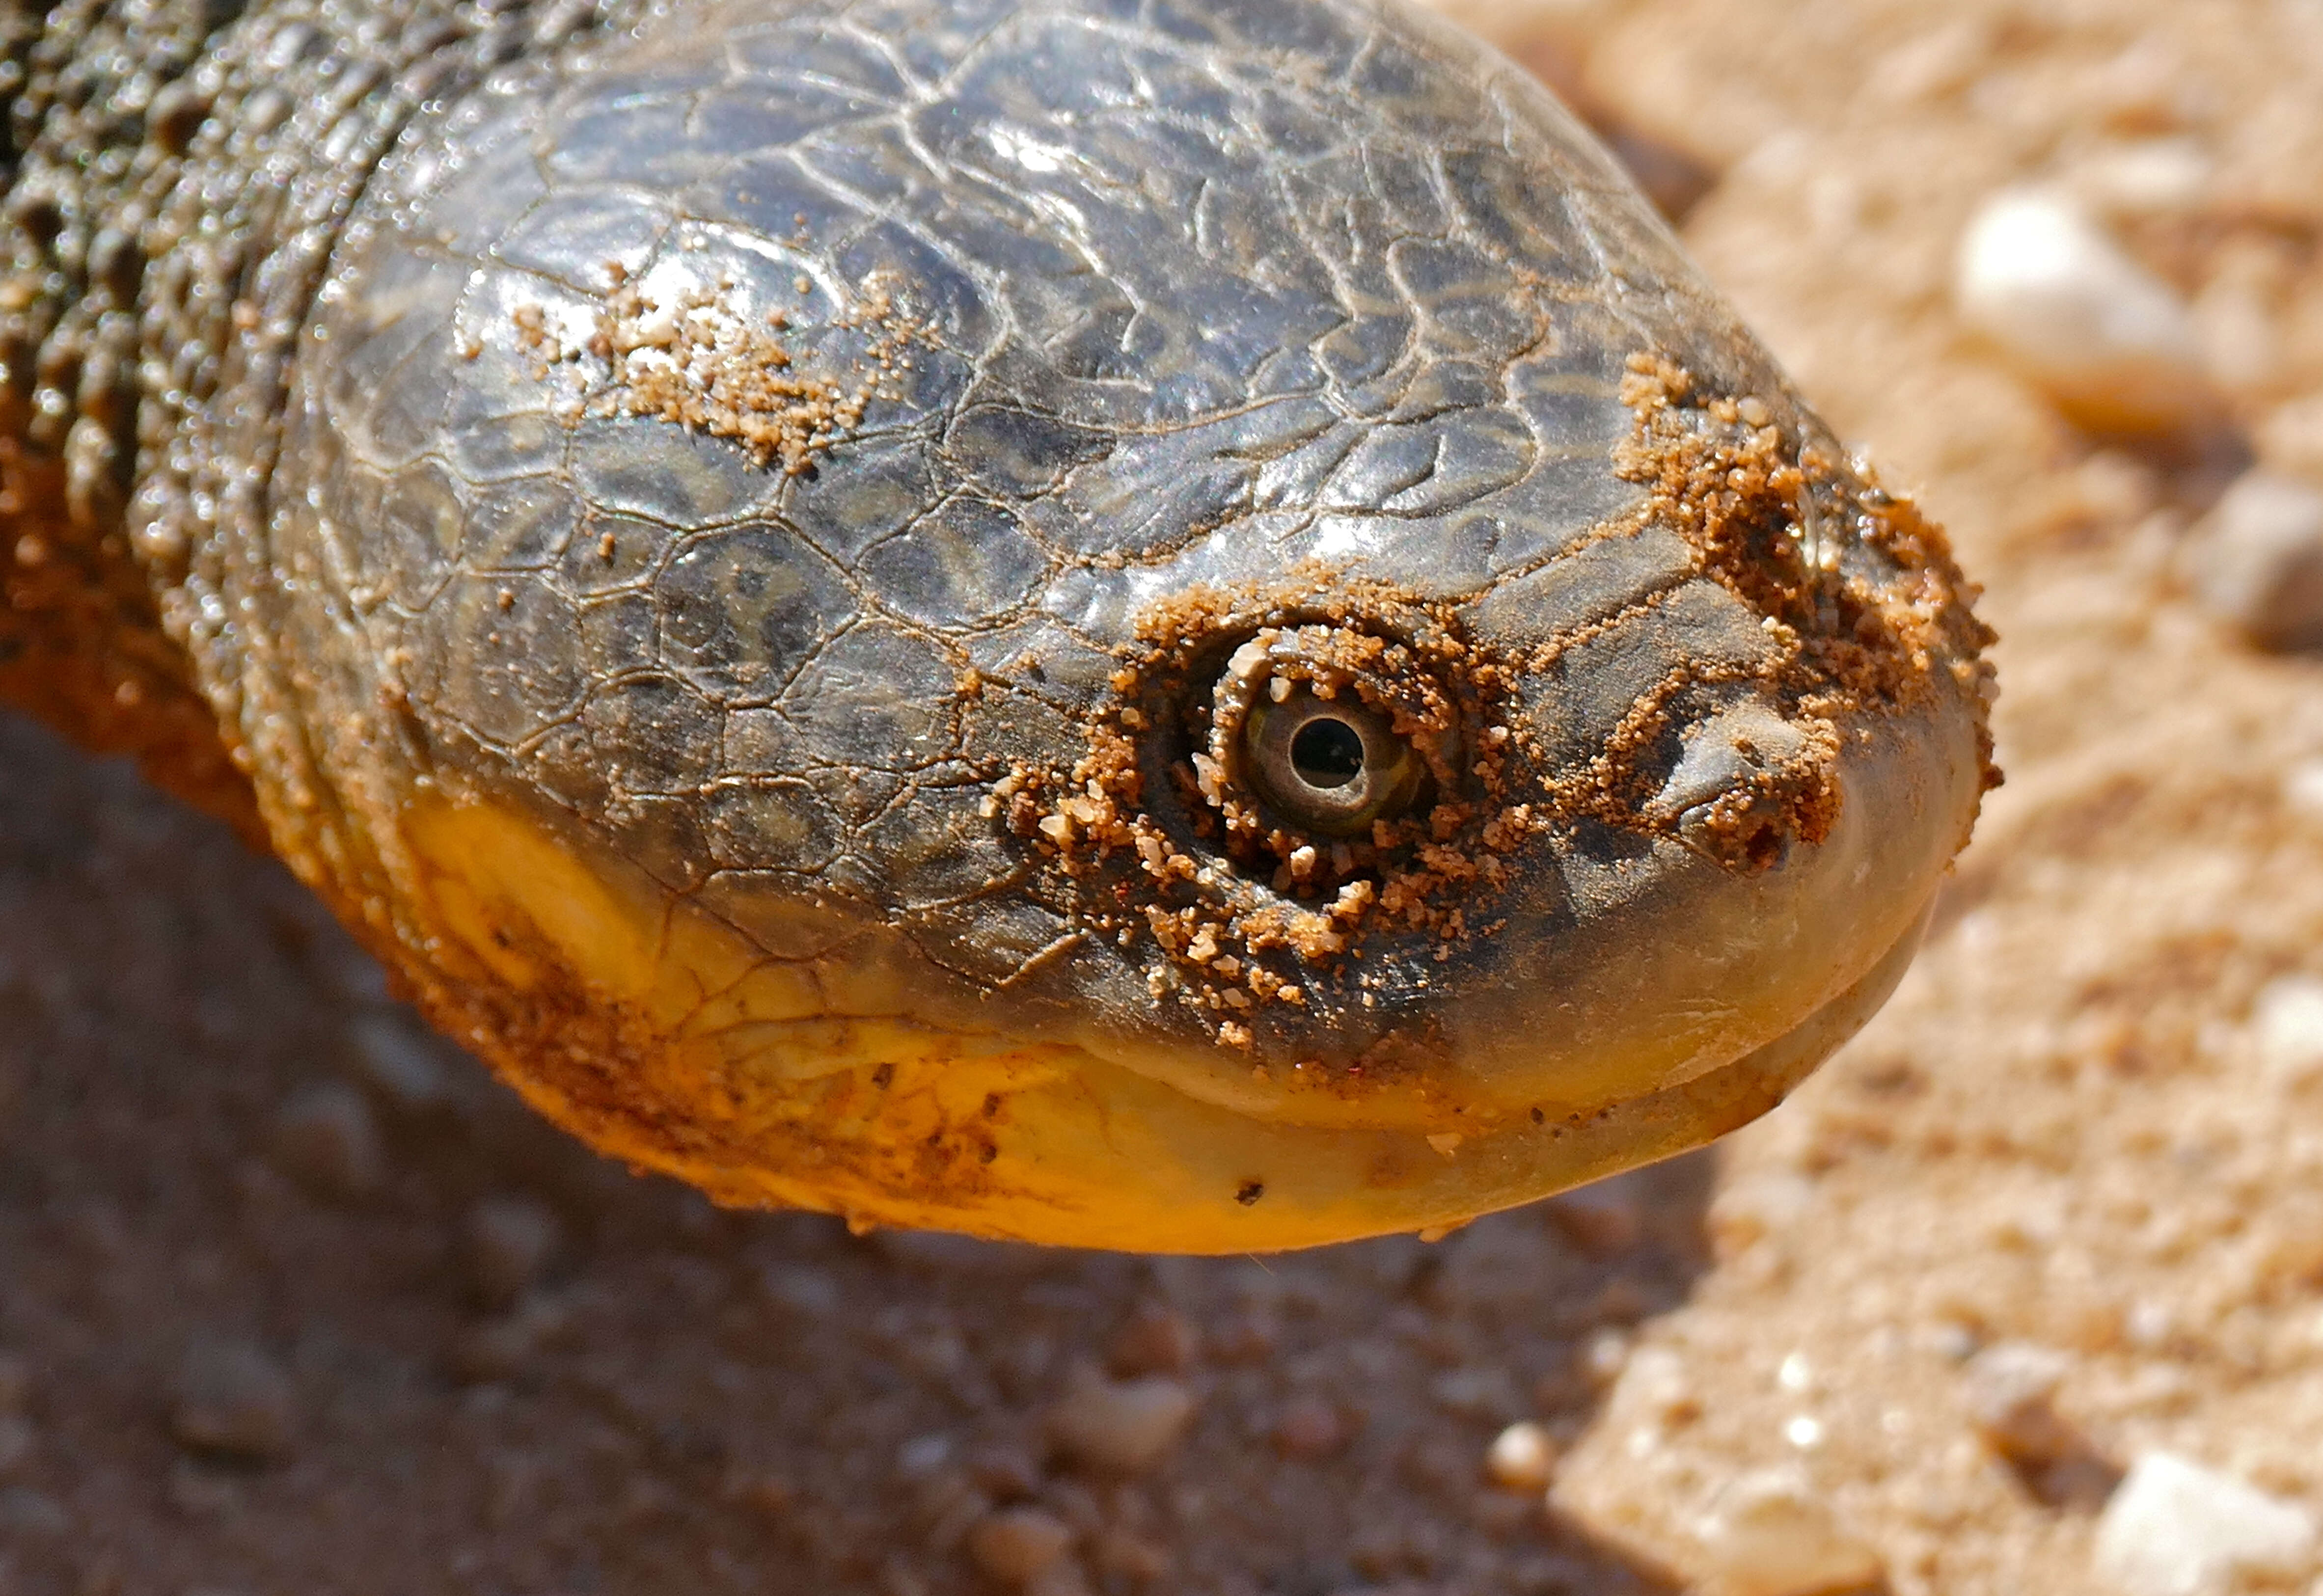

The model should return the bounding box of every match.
[1484,1420,1557,1491]
[968,1506,1074,1585]
[2186,471,2323,651]
[2254,975,2323,1083]
[1580,1326,1633,1388]
[1955,187,2215,435]
[1045,1371,1195,1475]
[2282,761,2323,821]
[1960,1341,2078,1465]
[1690,1469,1884,1596]
[2095,1452,2318,1596]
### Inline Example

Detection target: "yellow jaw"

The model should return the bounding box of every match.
[399,790,1919,1252]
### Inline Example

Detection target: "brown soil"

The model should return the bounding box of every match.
[8,2,2323,1594]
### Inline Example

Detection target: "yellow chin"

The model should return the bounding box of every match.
[395,790,1913,1253]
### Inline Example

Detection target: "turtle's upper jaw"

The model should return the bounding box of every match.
[242,0,1993,1250]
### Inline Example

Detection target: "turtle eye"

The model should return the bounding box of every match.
[1241,684,1428,837]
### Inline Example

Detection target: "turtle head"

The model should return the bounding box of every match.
[259,0,1993,1249]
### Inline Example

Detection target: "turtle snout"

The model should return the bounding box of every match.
[1647,699,1838,872]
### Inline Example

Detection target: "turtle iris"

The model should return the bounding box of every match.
[1242,684,1428,836]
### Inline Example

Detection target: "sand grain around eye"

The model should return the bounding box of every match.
[997,568,1539,1049]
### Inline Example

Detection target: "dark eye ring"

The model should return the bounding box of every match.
[1240,684,1428,836]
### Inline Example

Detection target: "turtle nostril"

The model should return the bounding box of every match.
[1289,717,1365,789]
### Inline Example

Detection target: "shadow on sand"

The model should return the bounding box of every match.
[0,711,1702,1596]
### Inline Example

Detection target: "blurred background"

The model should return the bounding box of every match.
[11,2,2323,1593]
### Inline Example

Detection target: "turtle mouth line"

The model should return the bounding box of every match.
[398,784,1929,1253]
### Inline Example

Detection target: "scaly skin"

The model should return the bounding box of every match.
[1,0,1995,1250]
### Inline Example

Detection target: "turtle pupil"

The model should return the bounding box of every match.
[1290,718,1365,789]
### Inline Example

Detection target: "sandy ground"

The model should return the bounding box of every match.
[10,1,2323,1593]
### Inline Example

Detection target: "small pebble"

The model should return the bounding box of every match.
[896,1432,953,1478]
[1025,1565,1093,1596]
[2069,136,2215,218]
[1046,1371,1196,1475]
[1484,1421,1557,1492]
[1107,1302,1197,1377]
[1271,1395,1349,1461]
[1710,1169,1818,1257]
[965,1442,1043,1502]
[269,1080,386,1200]
[1954,186,2215,436]
[1430,1365,1522,1422]
[1580,1327,1633,1388]
[1544,1175,1645,1256]
[1091,1527,1172,1582]
[0,1485,69,1536]
[465,1194,562,1310]
[2254,974,2323,1082]
[2282,760,2323,824]
[167,1457,246,1519]
[968,1505,1075,1585]
[1619,1345,1700,1428]
[759,1260,842,1318]
[170,1340,299,1462]
[2186,471,2323,651]
[2094,1452,2318,1596]
[344,1012,453,1115]
[1960,1341,2079,1466]
[1690,1469,1884,1596]
[1206,1310,1276,1365]
[2263,392,2323,481]
[725,1469,794,1517]
[450,1296,569,1384]
[1591,1275,1652,1325]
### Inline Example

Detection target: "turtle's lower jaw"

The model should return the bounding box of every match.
[391,734,1947,1252]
